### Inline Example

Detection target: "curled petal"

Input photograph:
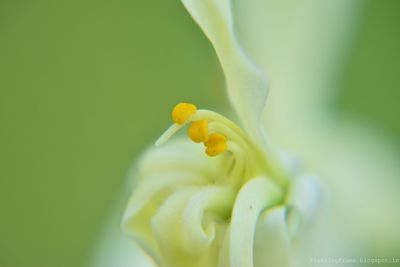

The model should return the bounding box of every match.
[151,188,198,267]
[182,0,269,140]
[181,186,236,254]
[151,188,226,267]
[286,173,321,238]
[122,141,222,263]
[122,171,208,233]
[229,177,283,267]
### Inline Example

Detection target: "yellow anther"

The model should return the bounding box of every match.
[204,133,228,157]
[188,120,209,143]
[172,103,197,125]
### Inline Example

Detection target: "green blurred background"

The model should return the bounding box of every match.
[0,0,399,266]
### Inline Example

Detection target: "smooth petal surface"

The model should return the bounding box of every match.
[254,207,292,267]
[286,173,321,238]
[308,123,400,258]
[229,177,283,267]
[234,0,400,260]
[233,0,362,133]
[182,0,269,140]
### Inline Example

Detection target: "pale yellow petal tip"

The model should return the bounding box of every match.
[204,133,228,157]
[188,119,209,143]
[172,102,197,125]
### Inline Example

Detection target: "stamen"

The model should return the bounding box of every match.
[188,119,209,143]
[155,123,182,146]
[155,103,288,187]
[204,133,228,157]
[172,103,197,125]
[225,141,246,188]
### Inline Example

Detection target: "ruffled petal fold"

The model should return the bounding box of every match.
[122,140,233,267]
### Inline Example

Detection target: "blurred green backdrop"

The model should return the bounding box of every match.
[0,0,399,267]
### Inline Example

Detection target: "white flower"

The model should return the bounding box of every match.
[91,1,400,267]
[121,0,320,266]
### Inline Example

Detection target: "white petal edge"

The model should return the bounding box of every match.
[182,0,269,140]
[286,173,322,238]
[229,177,283,267]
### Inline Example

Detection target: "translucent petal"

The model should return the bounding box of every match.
[286,173,321,238]
[233,0,362,136]
[287,122,400,264]
[182,0,269,140]
[310,123,400,257]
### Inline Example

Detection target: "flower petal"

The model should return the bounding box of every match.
[137,140,220,179]
[254,207,292,267]
[233,0,362,147]
[182,0,269,139]
[286,173,321,238]
[181,185,236,254]
[122,140,221,263]
[229,177,283,267]
[151,187,227,267]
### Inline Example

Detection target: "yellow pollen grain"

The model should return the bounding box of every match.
[188,120,209,143]
[171,103,197,125]
[204,133,227,157]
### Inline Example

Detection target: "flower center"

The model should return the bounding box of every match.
[156,102,289,188]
